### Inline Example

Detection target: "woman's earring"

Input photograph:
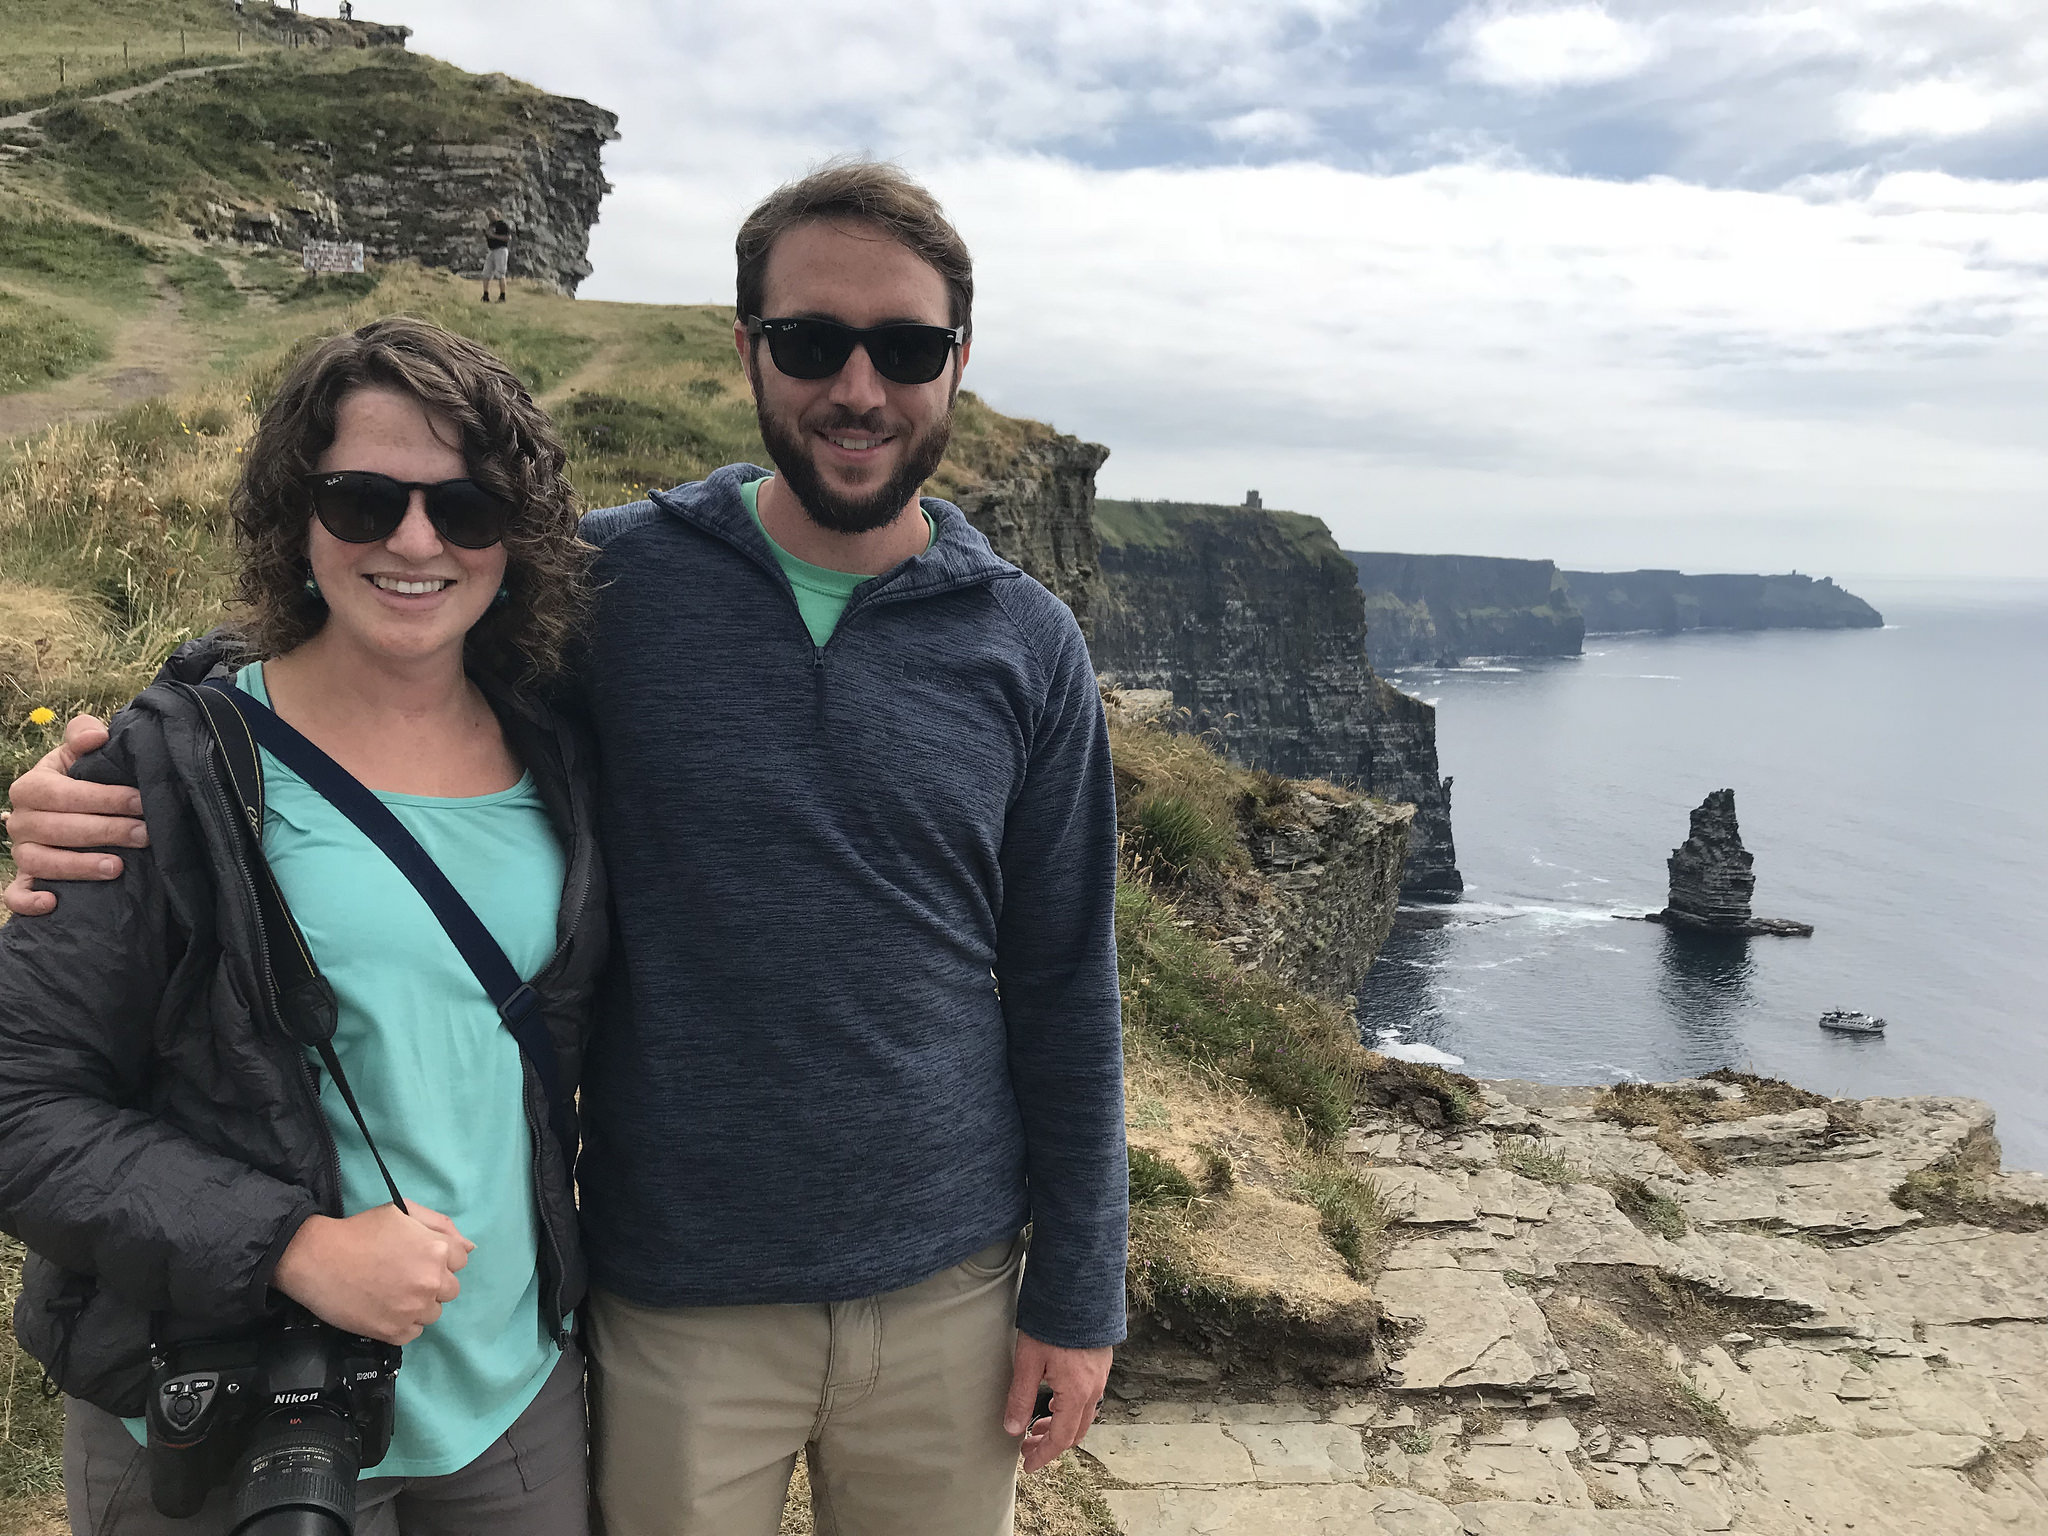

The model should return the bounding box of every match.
[303,573,322,599]
[493,583,512,608]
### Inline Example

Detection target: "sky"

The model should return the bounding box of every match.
[358,1,2047,577]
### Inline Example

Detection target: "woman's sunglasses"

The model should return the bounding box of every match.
[301,471,515,550]
[745,315,964,386]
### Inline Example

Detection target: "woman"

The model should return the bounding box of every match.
[0,316,606,1534]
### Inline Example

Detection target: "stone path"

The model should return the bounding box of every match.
[1091,1080,2048,1534]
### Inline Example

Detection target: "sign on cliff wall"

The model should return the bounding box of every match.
[302,240,366,275]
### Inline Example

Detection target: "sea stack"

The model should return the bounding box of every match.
[1651,790,1813,937]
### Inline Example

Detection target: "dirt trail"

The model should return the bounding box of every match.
[0,61,252,133]
[0,273,205,444]
[538,334,629,410]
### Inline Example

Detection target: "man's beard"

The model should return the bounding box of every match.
[754,392,953,536]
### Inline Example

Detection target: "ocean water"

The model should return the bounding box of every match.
[1357,579,2048,1170]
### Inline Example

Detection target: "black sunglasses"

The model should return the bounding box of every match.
[746,315,964,386]
[301,471,515,550]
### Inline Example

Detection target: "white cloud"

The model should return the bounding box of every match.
[331,0,2048,574]
[1446,4,1657,92]
[1213,109,1319,148]
[1845,77,2039,142]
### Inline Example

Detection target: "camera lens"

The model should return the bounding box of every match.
[227,1406,358,1536]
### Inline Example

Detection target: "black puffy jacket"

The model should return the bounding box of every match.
[0,634,607,1415]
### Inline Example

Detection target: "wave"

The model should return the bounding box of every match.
[1407,899,1634,928]
[1373,1030,1467,1068]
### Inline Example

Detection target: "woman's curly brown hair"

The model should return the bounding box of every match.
[232,316,591,687]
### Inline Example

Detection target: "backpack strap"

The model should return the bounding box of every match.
[183,682,409,1214]
[196,680,576,1167]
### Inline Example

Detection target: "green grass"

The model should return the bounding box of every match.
[281,270,380,307]
[1129,792,1236,880]
[1128,1147,1198,1209]
[1193,1142,1235,1194]
[0,0,270,108]
[1495,1135,1581,1186]
[25,49,581,232]
[1892,1162,2048,1233]
[0,214,158,306]
[163,249,242,318]
[1094,496,1351,572]
[1295,1165,1394,1279]
[1118,877,1364,1148]
[0,289,102,392]
[1608,1175,1690,1240]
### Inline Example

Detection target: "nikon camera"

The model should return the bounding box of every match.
[145,1307,401,1535]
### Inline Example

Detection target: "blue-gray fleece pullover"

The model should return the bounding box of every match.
[575,465,1129,1348]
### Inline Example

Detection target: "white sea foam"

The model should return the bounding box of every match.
[1373,1033,1467,1067]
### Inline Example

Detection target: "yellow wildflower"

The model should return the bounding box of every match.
[28,707,57,726]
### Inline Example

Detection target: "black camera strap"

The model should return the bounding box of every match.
[194,680,575,1167]
[184,682,410,1216]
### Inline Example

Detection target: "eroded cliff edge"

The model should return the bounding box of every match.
[1089,498,1462,900]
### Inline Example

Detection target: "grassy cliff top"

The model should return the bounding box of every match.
[1096,495,1354,575]
[0,0,281,111]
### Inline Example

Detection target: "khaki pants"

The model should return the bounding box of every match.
[587,1232,1026,1536]
[63,1343,589,1535]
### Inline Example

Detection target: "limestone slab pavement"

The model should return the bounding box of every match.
[1097,1080,2048,1536]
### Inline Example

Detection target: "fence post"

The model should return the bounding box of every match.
[58,56,64,86]
[124,41,129,65]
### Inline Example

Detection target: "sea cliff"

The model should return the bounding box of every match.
[1346,552,1585,668]
[953,432,1110,637]
[21,42,618,294]
[1564,570,1883,634]
[1091,498,1462,900]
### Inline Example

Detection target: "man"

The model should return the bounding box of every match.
[482,209,512,303]
[3,161,1126,1536]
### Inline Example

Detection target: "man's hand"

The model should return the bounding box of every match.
[3,714,142,916]
[1005,1332,1113,1475]
[271,1202,475,1346]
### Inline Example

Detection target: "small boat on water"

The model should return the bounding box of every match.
[1820,1009,1887,1036]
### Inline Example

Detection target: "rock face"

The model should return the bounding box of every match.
[1092,498,1461,900]
[954,434,1109,636]
[1346,553,1586,668]
[1105,693,1413,1001]
[1650,790,1812,937]
[1664,789,1755,927]
[1564,570,1883,634]
[320,84,617,294]
[1243,787,1412,1001]
[129,46,622,294]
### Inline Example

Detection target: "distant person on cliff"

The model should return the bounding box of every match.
[4,161,1128,1536]
[482,209,512,303]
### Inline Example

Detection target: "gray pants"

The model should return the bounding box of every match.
[64,1344,588,1535]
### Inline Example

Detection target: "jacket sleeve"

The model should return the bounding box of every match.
[995,609,1129,1349]
[0,738,319,1324]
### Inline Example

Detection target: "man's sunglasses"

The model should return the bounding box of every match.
[746,316,964,386]
[301,471,515,550]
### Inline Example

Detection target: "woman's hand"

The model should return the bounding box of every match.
[272,1203,475,1345]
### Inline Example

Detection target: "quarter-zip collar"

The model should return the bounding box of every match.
[649,463,1023,622]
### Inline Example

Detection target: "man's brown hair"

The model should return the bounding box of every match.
[232,316,591,686]
[735,159,974,343]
